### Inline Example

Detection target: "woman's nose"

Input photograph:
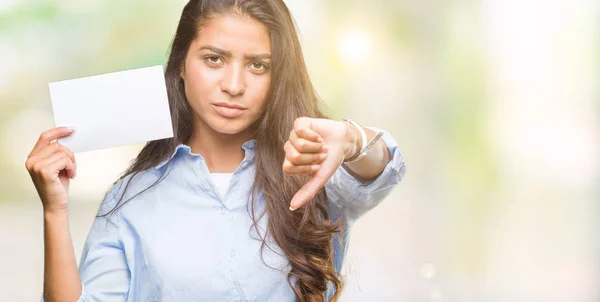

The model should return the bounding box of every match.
[220,64,246,96]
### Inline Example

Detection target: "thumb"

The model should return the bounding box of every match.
[294,117,322,142]
[289,149,342,210]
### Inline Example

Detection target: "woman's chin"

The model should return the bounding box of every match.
[210,123,250,136]
[201,115,256,136]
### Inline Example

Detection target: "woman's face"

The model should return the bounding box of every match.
[181,14,271,136]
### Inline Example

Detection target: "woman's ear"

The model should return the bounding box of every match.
[179,62,186,79]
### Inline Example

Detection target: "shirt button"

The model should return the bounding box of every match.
[229,250,235,257]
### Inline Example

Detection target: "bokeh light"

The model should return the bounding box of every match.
[337,29,372,65]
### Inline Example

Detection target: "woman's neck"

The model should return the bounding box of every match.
[187,122,252,173]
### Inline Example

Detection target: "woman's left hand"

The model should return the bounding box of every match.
[283,117,358,211]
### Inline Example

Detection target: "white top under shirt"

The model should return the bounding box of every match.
[210,173,233,198]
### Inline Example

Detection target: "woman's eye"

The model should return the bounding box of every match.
[250,62,268,71]
[205,56,222,64]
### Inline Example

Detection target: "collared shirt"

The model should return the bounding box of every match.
[44,127,405,301]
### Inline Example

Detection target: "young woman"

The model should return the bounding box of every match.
[26,0,406,301]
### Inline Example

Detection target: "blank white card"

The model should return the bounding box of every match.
[49,65,174,153]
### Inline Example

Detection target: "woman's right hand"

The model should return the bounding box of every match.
[25,127,77,213]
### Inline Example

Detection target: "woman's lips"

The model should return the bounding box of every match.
[212,103,247,118]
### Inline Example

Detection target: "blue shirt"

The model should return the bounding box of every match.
[48,127,405,301]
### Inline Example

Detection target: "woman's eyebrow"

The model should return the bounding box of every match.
[199,45,270,60]
[199,45,230,56]
[245,53,271,61]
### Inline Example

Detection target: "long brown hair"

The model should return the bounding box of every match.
[100,0,343,301]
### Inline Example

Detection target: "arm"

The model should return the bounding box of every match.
[41,186,131,302]
[326,126,406,223]
[25,127,83,301]
[342,125,391,181]
[27,127,130,302]
[283,118,405,213]
[43,209,83,302]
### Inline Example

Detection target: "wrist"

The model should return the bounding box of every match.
[343,120,362,159]
[43,206,69,219]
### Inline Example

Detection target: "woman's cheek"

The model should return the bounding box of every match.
[250,74,271,104]
[188,67,221,97]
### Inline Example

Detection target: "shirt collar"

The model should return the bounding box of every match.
[154,139,257,170]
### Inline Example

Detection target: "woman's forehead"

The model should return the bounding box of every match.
[194,14,271,56]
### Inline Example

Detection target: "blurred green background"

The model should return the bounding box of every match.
[1,0,598,301]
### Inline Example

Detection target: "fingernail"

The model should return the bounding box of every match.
[319,153,327,160]
[65,127,74,131]
[311,164,320,172]
[289,206,296,211]
[317,137,324,143]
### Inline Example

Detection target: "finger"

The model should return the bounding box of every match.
[58,144,76,167]
[30,142,75,164]
[285,146,327,166]
[289,150,340,211]
[46,154,77,179]
[289,172,329,211]
[27,143,76,172]
[30,127,74,156]
[33,151,76,180]
[285,141,327,165]
[294,117,323,142]
[289,130,323,153]
[26,143,60,170]
[282,159,320,175]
